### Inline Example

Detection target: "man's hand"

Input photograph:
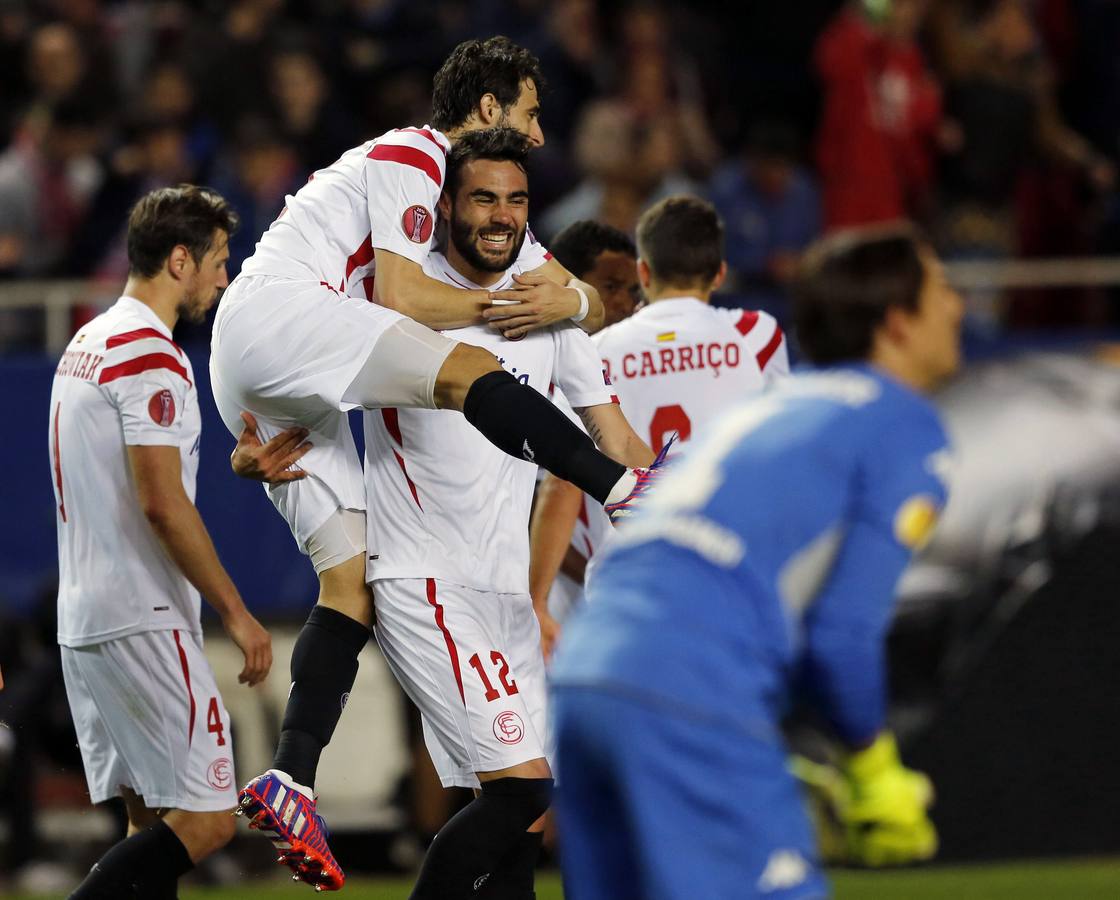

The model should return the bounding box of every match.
[231,411,312,483]
[222,608,272,686]
[839,732,938,866]
[534,603,561,664]
[484,273,581,339]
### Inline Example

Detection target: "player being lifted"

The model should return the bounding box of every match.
[50,186,272,900]
[530,197,788,655]
[551,224,962,899]
[216,37,665,890]
[366,128,652,900]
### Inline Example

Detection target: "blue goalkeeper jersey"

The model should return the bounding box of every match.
[550,364,951,746]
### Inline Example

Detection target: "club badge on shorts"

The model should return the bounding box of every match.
[402,205,434,244]
[493,711,524,745]
[207,757,233,791]
[148,389,176,426]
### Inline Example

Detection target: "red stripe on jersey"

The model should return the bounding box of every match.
[756,328,784,370]
[361,275,375,302]
[173,630,196,748]
[345,233,375,282]
[736,310,760,337]
[98,352,191,386]
[610,394,620,404]
[382,408,403,445]
[544,251,553,261]
[106,328,182,355]
[426,579,465,704]
[396,128,446,154]
[392,450,423,510]
[577,496,590,527]
[52,403,67,523]
[367,144,442,187]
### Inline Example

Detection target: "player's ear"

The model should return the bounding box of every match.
[710,261,728,292]
[478,92,500,126]
[637,258,653,290]
[166,244,192,281]
[438,189,451,220]
[881,304,913,346]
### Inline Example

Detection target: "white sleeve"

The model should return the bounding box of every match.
[365,129,446,265]
[553,325,615,409]
[99,345,192,446]
[516,223,553,272]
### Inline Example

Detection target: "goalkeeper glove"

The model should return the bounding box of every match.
[840,732,938,867]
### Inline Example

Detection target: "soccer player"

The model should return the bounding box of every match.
[365,128,652,900]
[550,223,962,899]
[530,197,788,651]
[49,186,273,900]
[221,37,664,890]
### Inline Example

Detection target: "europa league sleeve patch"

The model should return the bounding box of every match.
[148,388,176,426]
[402,205,434,243]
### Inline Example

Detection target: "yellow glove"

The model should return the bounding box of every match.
[840,732,938,867]
[791,732,937,868]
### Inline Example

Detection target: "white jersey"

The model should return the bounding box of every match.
[50,297,202,647]
[239,125,549,297]
[595,297,789,452]
[364,252,613,595]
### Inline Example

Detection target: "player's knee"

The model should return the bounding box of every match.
[434,343,501,411]
[480,776,554,829]
[164,810,235,861]
[209,812,237,850]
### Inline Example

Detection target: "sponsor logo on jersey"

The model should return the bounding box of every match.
[894,495,940,550]
[757,849,810,892]
[148,389,176,426]
[493,711,524,745]
[521,440,536,463]
[402,205,434,243]
[207,757,233,791]
[340,691,350,711]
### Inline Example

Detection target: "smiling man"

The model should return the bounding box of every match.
[50,185,272,900]
[364,127,652,900]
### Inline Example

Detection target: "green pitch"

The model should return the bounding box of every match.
[12,857,1119,899]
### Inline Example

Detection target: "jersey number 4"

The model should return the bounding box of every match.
[207,697,226,746]
[468,651,519,702]
[650,404,692,453]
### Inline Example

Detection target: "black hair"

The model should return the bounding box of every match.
[431,36,545,133]
[445,127,531,199]
[636,195,723,287]
[549,220,636,279]
[792,223,926,365]
[126,184,239,278]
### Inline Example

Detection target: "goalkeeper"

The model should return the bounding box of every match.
[550,223,961,899]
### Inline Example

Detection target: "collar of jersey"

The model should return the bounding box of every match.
[635,296,707,317]
[431,252,515,293]
[116,295,174,339]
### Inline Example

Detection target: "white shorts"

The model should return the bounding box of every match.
[61,629,237,812]
[210,274,457,554]
[373,578,550,789]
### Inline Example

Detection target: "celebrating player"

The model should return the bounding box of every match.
[530,197,788,652]
[551,224,962,899]
[366,128,651,900]
[50,186,272,899]
[220,37,665,890]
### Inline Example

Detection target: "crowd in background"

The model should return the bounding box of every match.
[0,0,1118,338]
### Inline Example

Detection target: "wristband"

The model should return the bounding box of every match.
[567,279,590,323]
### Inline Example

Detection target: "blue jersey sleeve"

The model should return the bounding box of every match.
[800,396,949,747]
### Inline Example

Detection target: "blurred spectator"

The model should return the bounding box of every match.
[0,96,105,278]
[708,122,821,322]
[269,46,360,172]
[610,1,720,180]
[928,0,1116,328]
[209,117,303,274]
[25,19,116,122]
[0,3,34,146]
[138,61,221,175]
[540,98,701,239]
[814,0,943,229]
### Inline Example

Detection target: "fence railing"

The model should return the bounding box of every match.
[3,258,1120,354]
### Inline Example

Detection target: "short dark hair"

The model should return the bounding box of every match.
[126,185,239,278]
[549,220,636,279]
[792,223,926,365]
[431,36,545,133]
[445,127,531,199]
[636,195,723,287]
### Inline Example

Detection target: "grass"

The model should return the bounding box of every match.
[10,857,1120,899]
